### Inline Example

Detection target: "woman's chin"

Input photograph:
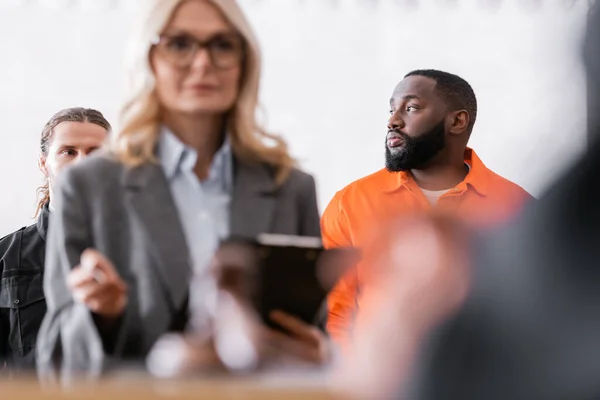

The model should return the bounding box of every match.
[171,95,236,114]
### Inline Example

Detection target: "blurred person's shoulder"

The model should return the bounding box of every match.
[280,166,316,191]
[237,162,316,195]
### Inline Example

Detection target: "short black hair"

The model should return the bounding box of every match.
[404,69,478,131]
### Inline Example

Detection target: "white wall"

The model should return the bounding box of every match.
[0,0,590,236]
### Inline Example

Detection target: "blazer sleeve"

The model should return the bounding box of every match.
[298,173,321,238]
[36,166,133,383]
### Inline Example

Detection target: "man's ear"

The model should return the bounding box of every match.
[38,154,49,178]
[448,110,470,135]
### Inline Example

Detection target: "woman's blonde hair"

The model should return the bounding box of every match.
[112,0,294,183]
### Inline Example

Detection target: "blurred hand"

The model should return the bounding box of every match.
[212,293,332,370]
[147,303,332,377]
[147,334,223,378]
[67,248,128,319]
[335,214,472,399]
[362,214,471,331]
[263,310,331,365]
[209,243,333,367]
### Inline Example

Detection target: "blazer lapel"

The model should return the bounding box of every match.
[230,161,277,239]
[122,163,191,311]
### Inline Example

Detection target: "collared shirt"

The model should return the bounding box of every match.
[321,148,533,348]
[420,163,471,205]
[158,127,233,331]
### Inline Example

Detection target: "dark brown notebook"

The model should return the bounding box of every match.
[215,234,360,331]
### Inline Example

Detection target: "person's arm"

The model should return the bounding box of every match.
[66,248,129,353]
[325,273,359,349]
[320,191,357,349]
[36,166,131,383]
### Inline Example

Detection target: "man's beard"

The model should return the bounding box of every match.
[385,119,446,172]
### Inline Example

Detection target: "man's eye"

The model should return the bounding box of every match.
[406,105,419,112]
[60,149,76,156]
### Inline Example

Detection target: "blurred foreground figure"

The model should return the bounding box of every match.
[340,3,600,399]
[407,133,600,400]
[332,214,472,399]
[409,3,600,399]
[585,0,600,138]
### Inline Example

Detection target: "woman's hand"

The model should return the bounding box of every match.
[207,242,333,368]
[67,248,128,319]
[263,310,331,365]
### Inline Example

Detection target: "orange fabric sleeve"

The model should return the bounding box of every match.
[321,191,358,349]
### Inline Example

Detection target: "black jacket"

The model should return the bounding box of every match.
[0,204,48,372]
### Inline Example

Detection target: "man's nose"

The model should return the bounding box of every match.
[387,111,405,131]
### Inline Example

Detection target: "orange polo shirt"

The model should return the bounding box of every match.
[321,148,533,347]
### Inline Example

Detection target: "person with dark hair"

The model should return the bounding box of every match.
[321,69,533,348]
[0,107,110,373]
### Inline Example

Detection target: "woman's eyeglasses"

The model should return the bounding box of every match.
[151,32,245,70]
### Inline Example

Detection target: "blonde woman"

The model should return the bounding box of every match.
[37,0,325,380]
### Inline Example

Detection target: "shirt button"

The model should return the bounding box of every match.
[14,299,19,305]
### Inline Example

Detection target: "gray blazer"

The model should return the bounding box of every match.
[36,153,321,382]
